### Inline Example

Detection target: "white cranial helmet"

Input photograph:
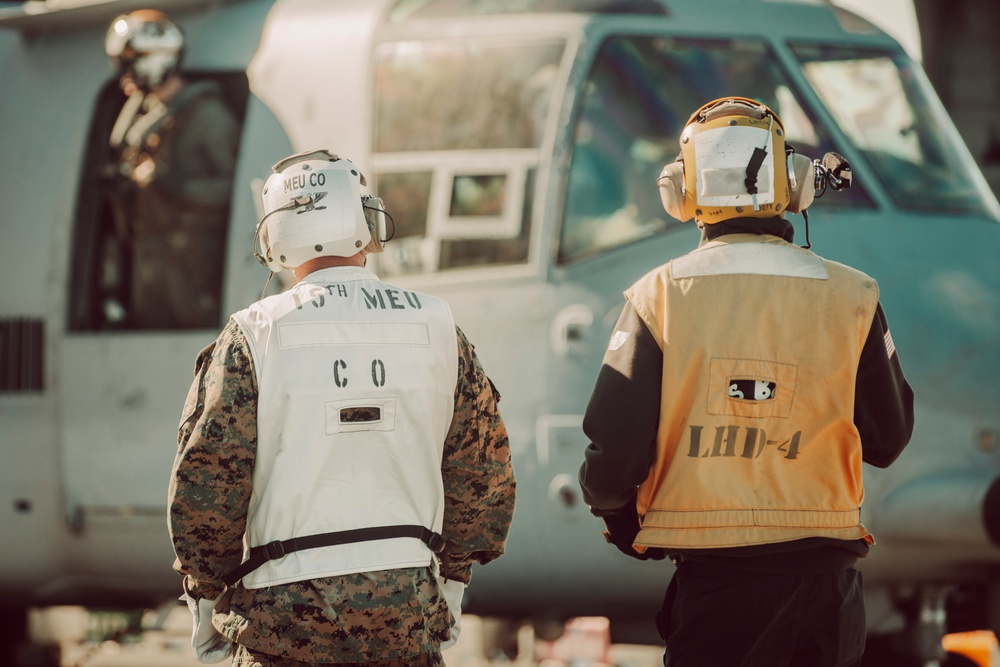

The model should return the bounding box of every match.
[256,150,374,272]
[105,10,185,90]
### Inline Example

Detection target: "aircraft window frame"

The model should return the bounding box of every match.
[791,42,1000,218]
[371,151,539,276]
[556,34,874,266]
[443,171,524,239]
[370,35,569,277]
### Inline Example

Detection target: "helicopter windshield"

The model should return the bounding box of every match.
[559,36,872,264]
[794,44,1000,218]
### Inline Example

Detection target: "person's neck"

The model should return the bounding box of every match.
[293,254,366,281]
[700,216,794,243]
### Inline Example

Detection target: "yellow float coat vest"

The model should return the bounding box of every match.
[627,234,879,549]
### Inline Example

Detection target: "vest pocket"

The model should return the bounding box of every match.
[706,357,797,419]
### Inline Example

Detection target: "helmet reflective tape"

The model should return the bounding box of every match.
[258,150,372,271]
[692,124,775,207]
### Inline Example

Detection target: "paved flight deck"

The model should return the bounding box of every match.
[31,607,664,667]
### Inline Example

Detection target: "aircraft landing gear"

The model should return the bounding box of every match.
[862,586,957,667]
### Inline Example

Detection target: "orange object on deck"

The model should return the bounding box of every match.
[942,631,1000,667]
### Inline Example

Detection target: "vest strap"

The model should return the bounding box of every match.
[223,525,446,587]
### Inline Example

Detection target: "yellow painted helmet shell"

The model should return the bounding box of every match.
[679,97,789,224]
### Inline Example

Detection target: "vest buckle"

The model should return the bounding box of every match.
[427,533,446,554]
[264,540,286,561]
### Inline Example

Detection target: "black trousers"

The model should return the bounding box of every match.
[657,561,866,667]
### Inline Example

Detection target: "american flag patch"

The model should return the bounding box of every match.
[884,329,896,359]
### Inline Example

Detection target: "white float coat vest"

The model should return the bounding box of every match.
[231,266,458,588]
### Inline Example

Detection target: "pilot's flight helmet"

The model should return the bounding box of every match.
[657,96,815,224]
[256,150,385,273]
[105,10,185,91]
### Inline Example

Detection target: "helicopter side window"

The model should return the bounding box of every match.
[794,44,999,218]
[68,72,248,332]
[370,39,565,276]
[558,36,873,264]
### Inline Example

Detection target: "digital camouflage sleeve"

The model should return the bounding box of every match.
[168,319,515,663]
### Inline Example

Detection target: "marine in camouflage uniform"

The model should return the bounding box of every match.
[169,319,515,665]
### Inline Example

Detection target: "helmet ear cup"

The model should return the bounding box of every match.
[657,161,691,222]
[786,153,816,214]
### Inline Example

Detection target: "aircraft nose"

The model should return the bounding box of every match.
[876,471,1000,550]
[983,475,1000,547]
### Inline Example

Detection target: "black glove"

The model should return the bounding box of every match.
[598,502,667,561]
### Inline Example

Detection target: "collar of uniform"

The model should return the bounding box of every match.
[672,230,826,279]
[297,266,378,285]
[701,216,794,243]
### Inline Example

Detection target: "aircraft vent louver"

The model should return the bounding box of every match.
[0,318,44,393]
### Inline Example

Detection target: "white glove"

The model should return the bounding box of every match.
[437,577,467,650]
[182,593,232,664]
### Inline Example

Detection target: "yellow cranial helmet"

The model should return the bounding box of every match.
[658,97,801,225]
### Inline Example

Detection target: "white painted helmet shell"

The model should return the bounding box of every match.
[258,150,371,272]
[105,10,184,90]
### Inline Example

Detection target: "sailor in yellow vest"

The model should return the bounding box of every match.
[168,150,515,666]
[578,98,914,667]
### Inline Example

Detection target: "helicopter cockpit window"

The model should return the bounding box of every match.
[68,73,247,332]
[794,45,1000,218]
[370,39,564,276]
[558,36,873,264]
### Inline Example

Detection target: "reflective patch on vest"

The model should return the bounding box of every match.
[671,242,828,279]
[728,379,776,401]
[608,330,630,352]
[708,358,797,418]
[326,397,397,434]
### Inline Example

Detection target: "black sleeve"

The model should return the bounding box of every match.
[855,302,915,468]
[579,302,663,513]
